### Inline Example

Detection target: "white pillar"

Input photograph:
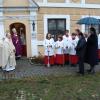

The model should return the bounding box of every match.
[30,12,38,56]
[65,0,70,3]
[81,0,85,4]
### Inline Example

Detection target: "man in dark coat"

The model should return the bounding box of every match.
[76,32,86,75]
[85,27,98,74]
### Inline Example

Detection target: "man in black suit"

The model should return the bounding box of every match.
[76,32,86,75]
[85,27,98,74]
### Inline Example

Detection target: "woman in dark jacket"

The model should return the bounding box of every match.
[85,27,98,74]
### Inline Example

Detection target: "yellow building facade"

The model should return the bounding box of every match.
[0,0,100,57]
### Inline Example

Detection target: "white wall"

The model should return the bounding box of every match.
[30,11,38,56]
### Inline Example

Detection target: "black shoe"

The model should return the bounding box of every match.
[65,62,69,65]
[51,64,54,67]
[71,64,77,67]
[87,69,91,73]
[77,72,84,76]
[90,69,95,74]
[87,69,95,74]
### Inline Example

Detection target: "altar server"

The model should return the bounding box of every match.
[43,33,55,67]
[69,33,79,66]
[63,30,70,64]
[55,35,65,66]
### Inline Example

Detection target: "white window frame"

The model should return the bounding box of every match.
[38,1,100,9]
[44,14,70,39]
[81,0,85,4]
[45,0,85,4]
[65,0,85,4]
[81,15,100,33]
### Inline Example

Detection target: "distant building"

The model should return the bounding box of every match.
[0,0,100,57]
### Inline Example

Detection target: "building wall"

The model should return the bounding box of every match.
[70,0,81,3]
[36,0,100,4]
[36,7,100,54]
[86,0,100,4]
[37,7,100,35]
[3,0,29,6]
[3,19,32,57]
[3,11,32,57]
[36,0,43,3]
[2,0,100,56]
[48,0,65,3]
[3,0,34,57]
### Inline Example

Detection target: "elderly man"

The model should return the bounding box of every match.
[0,38,4,67]
[2,32,16,71]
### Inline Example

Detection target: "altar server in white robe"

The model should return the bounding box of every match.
[63,31,71,65]
[69,33,79,66]
[55,35,65,66]
[43,33,55,67]
[2,32,16,71]
[98,34,100,60]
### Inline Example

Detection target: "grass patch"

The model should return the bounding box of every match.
[0,73,100,100]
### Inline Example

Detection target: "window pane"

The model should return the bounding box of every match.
[57,20,65,31]
[48,19,66,41]
[48,19,56,31]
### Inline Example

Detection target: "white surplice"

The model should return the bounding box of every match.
[2,38,16,71]
[43,38,55,56]
[63,35,71,54]
[55,40,64,54]
[69,37,79,55]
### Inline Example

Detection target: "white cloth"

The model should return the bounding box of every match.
[2,38,16,71]
[43,38,55,56]
[55,41,64,54]
[76,36,79,42]
[98,34,100,49]
[85,38,88,42]
[69,38,78,55]
[63,35,71,54]
[0,39,4,67]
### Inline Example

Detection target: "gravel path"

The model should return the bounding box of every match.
[0,58,100,80]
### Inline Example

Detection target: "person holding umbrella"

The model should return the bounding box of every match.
[85,27,98,74]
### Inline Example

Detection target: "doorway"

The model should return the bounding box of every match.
[10,22,27,57]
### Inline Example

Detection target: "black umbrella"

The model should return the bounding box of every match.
[77,17,100,25]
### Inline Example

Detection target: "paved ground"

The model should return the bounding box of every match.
[0,58,100,80]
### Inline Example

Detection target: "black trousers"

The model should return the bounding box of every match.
[78,56,84,74]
